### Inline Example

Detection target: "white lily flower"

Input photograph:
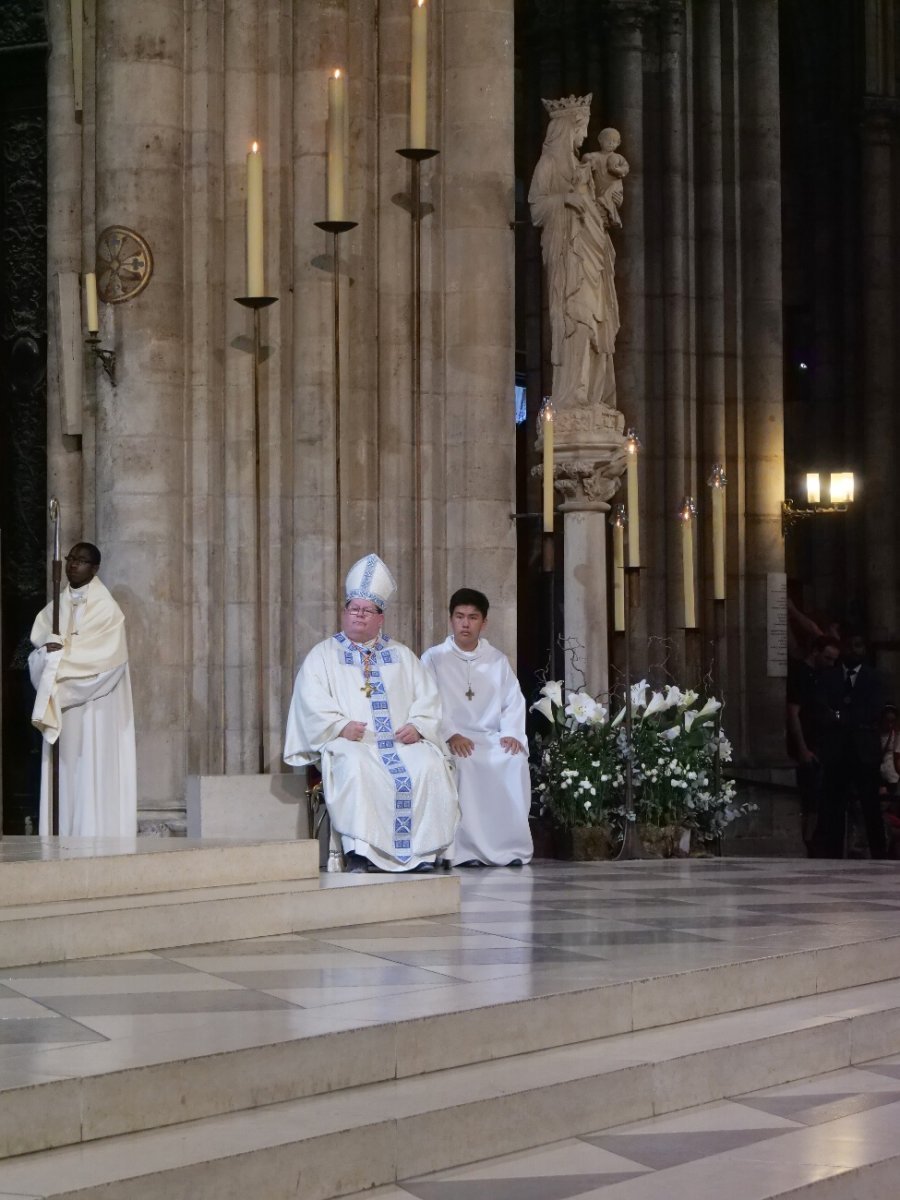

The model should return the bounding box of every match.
[565,691,600,725]
[660,726,680,741]
[694,695,722,721]
[630,679,649,710]
[587,704,608,726]
[540,680,563,706]
[530,695,555,723]
[642,690,669,719]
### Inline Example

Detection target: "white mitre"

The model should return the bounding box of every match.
[345,553,397,611]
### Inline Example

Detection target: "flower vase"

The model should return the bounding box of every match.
[553,825,615,861]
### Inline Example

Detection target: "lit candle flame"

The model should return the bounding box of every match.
[334,68,341,79]
[251,141,258,154]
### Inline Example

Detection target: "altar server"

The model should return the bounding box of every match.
[284,554,458,872]
[29,542,137,836]
[422,589,533,867]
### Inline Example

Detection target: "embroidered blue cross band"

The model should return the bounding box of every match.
[334,632,411,863]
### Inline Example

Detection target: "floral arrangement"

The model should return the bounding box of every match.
[531,679,752,848]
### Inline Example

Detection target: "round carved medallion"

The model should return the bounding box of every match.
[96,226,154,304]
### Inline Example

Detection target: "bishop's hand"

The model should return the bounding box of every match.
[500,736,525,755]
[340,720,367,742]
[395,724,422,745]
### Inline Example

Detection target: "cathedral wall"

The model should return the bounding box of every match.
[45,0,517,820]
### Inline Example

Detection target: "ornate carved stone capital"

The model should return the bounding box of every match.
[660,0,686,37]
[604,0,657,40]
[533,409,629,511]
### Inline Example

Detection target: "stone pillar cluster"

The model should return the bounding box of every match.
[45,0,517,822]
[519,0,787,766]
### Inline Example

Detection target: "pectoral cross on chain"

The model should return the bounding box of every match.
[465,685,475,701]
[360,649,374,698]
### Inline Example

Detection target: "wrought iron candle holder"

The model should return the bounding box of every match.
[234,293,279,774]
[397,146,439,649]
[314,219,358,600]
[85,335,117,387]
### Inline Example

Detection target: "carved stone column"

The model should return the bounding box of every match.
[659,0,690,663]
[444,0,518,658]
[605,0,650,673]
[555,411,627,696]
[738,0,786,764]
[46,0,83,536]
[861,104,898,679]
[94,0,187,822]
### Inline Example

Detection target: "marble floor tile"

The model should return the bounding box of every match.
[0,997,58,1020]
[260,981,450,1008]
[32,989,300,1017]
[0,1017,104,1046]
[159,949,379,973]
[194,964,459,989]
[1,972,246,998]
[584,1127,788,1171]
[0,954,189,980]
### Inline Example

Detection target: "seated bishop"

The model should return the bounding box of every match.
[284,554,458,872]
[422,588,533,868]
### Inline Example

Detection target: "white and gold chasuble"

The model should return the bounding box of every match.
[284,633,458,870]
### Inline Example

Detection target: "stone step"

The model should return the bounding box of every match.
[344,1091,900,1200]
[0,837,319,907]
[3,974,900,1198]
[0,870,460,969]
[2,928,899,1161]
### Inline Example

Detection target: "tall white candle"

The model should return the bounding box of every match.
[542,401,554,533]
[84,272,99,333]
[410,0,427,149]
[612,512,625,632]
[625,429,640,567]
[327,69,347,221]
[681,499,696,628]
[246,142,264,297]
[711,475,725,600]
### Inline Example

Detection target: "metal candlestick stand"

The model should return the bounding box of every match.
[397,147,438,648]
[49,497,62,835]
[314,219,358,599]
[618,564,647,860]
[234,294,278,774]
[712,596,726,855]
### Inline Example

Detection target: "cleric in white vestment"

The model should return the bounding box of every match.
[284,554,458,872]
[28,542,137,837]
[422,588,533,867]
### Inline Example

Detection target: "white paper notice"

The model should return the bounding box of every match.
[767,571,788,677]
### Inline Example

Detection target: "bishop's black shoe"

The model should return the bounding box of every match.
[345,852,369,873]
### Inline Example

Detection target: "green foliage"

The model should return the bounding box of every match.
[531,680,753,841]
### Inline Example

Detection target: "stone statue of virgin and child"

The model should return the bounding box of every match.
[529,92,628,414]
[529,94,629,501]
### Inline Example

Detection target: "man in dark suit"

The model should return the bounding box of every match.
[815,632,888,859]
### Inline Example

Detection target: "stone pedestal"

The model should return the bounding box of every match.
[553,411,627,699]
[562,507,611,696]
[186,773,307,841]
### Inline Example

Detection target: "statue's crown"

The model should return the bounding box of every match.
[542,93,592,115]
